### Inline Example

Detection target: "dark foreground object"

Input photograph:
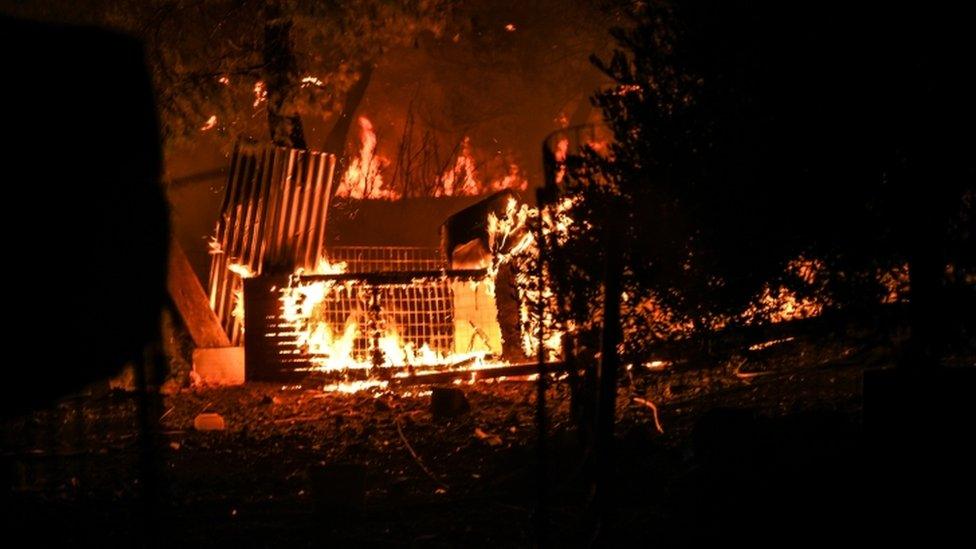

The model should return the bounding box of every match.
[863,367,976,542]
[0,16,169,415]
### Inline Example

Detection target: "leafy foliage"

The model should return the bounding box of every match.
[556,1,975,358]
[95,0,453,148]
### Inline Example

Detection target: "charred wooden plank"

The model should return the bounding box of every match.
[168,239,231,348]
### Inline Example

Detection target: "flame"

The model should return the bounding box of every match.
[322,379,389,394]
[491,164,529,192]
[336,117,400,200]
[330,116,531,200]
[277,257,503,374]
[253,81,267,108]
[744,285,823,324]
[200,115,217,131]
[485,197,574,360]
[228,262,255,279]
[231,289,245,327]
[208,235,224,255]
[437,139,529,197]
[553,138,570,184]
[437,137,479,197]
[880,263,910,304]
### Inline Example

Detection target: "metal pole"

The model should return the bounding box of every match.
[533,188,549,546]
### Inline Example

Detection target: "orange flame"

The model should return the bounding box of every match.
[437,138,529,196]
[336,117,400,200]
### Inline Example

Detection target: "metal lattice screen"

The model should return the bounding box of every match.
[321,246,454,358]
[245,246,460,379]
[326,246,444,273]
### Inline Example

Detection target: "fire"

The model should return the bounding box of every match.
[333,116,529,200]
[200,115,217,131]
[228,262,255,279]
[753,286,823,324]
[227,262,256,328]
[336,117,400,200]
[437,137,479,197]
[322,379,389,394]
[879,263,910,304]
[437,139,528,197]
[300,75,324,88]
[486,196,573,360]
[491,164,529,192]
[207,236,224,255]
[278,258,501,374]
[253,81,267,107]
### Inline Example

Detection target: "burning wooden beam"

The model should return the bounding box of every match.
[167,239,230,348]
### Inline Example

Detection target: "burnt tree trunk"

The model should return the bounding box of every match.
[263,2,306,149]
[322,63,374,157]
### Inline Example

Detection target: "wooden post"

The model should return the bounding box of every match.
[167,239,230,348]
[533,188,550,547]
[593,209,623,530]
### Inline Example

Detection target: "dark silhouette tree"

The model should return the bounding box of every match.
[558,0,974,362]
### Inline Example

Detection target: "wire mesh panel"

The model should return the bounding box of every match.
[245,247,462,380]
[326,246,445,273]
[323,246,453,357]
[298,281,455,359]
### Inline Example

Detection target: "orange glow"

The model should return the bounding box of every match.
[200,115,217,131]
[228,262,255,279]
[437,138,529,196]
[300,75,324,88]
[633,396,665,433]
[253,81,267,107]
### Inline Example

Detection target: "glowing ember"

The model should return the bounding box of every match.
[300,75,324,88]
[879,263,910,304]
[751,286,823,324]
[200,115,217,131]
[748,337,795,351]
[253,81,267,107]
[632,396,665,433]
[322,379,389,394]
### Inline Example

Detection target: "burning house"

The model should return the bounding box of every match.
[205,141,545,388]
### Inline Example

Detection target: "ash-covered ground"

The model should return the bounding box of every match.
[2,332,902,546]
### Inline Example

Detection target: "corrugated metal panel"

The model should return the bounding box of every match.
[208,143,337,344]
